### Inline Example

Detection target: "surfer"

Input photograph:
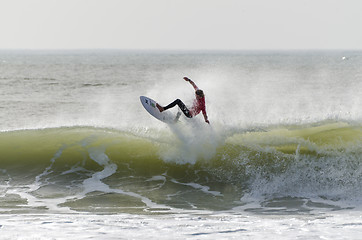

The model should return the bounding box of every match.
[156,77,210,124]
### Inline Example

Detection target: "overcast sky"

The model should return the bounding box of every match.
[1,0,361,50]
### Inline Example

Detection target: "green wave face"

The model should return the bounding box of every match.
[0,122,361,213]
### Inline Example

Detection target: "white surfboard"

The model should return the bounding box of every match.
[140,96,179,124]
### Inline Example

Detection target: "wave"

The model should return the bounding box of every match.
[0,121,361,212]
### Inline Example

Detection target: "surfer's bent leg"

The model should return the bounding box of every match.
[163,99,192,118]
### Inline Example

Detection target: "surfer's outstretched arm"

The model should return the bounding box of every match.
[202,109,209,124]
[184,77,198,90]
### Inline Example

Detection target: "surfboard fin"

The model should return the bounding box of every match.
[174,111,181,122]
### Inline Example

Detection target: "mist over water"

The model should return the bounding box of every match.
[0,50,362,239]
[1,50,361,131]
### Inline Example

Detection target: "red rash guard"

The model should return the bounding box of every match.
[190,96,206,117]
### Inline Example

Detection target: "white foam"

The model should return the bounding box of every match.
[3,146,75,213]
[79,146,170,210]
[2,209,362,239]
[171,179,223,197]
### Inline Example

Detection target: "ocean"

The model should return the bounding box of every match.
[0,50,361,239]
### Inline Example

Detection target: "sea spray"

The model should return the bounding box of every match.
[160,119,222,164]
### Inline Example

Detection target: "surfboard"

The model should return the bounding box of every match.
[140,96,179,124]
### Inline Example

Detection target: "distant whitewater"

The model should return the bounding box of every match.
[0,50,361,239]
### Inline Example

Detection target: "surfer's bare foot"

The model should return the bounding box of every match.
[156,103,164,112]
